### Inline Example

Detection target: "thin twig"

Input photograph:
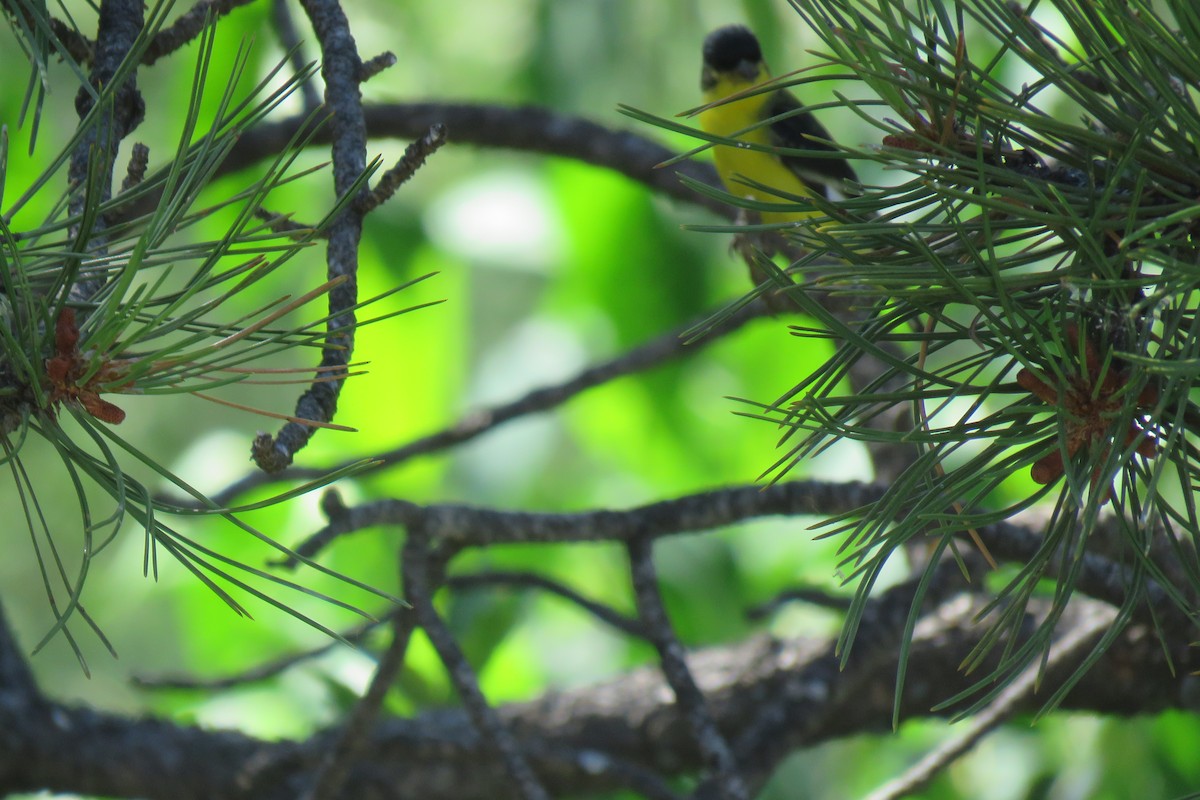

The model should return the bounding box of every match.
[745,587,853,620]
[142,0,257,65]
[722,556,983,796]
[207,297,769,506]
[270,0,322,111]
[446,570,646,638]
[132,618,386,690]
[359,123,448,213]
[863,603,1116,800]
[404,531,551,800]
[0,2,94,64]
[359,51,397,83]
[627,537,747,800]
[252,0,369,473]
[301,608,418,800]
[120,142,149,192]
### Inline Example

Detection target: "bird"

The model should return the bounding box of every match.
[699,24,857,224]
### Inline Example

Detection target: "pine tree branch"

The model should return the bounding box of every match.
[628,536,748,800]
[864,602,1116,800]
[0,583,1186,799]
[142,0,256,65]
[219,102,734,219]
[67,0,145,302]
[200,298,770,507]
[402,528,551,800]
[301,607,416,800]
[252,0,371,473]
[270,0,323,111]
[283,481,1191,638]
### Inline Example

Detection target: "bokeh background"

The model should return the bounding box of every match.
[0,1,1197,798]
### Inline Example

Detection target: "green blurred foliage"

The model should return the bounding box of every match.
[0,1,1192,799]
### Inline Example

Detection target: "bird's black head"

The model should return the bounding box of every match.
[702,25,763,72]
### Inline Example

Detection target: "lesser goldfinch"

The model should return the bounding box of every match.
[699,25,856,223]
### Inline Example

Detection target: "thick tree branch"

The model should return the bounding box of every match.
[0,587,1187,799]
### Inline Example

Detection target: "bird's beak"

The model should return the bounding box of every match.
[736,59,760,82]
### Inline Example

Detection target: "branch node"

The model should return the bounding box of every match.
[359,51,397,82]
[360,123,448,214]
[320,488,349,521]
[120,142,150,191]
[251,431,292,473]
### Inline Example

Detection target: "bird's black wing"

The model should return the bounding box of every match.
[766,89,858,198]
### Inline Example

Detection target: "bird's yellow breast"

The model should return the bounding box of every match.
[699,75,820,224]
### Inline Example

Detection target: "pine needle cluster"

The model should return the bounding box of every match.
[646,0,1200,711]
